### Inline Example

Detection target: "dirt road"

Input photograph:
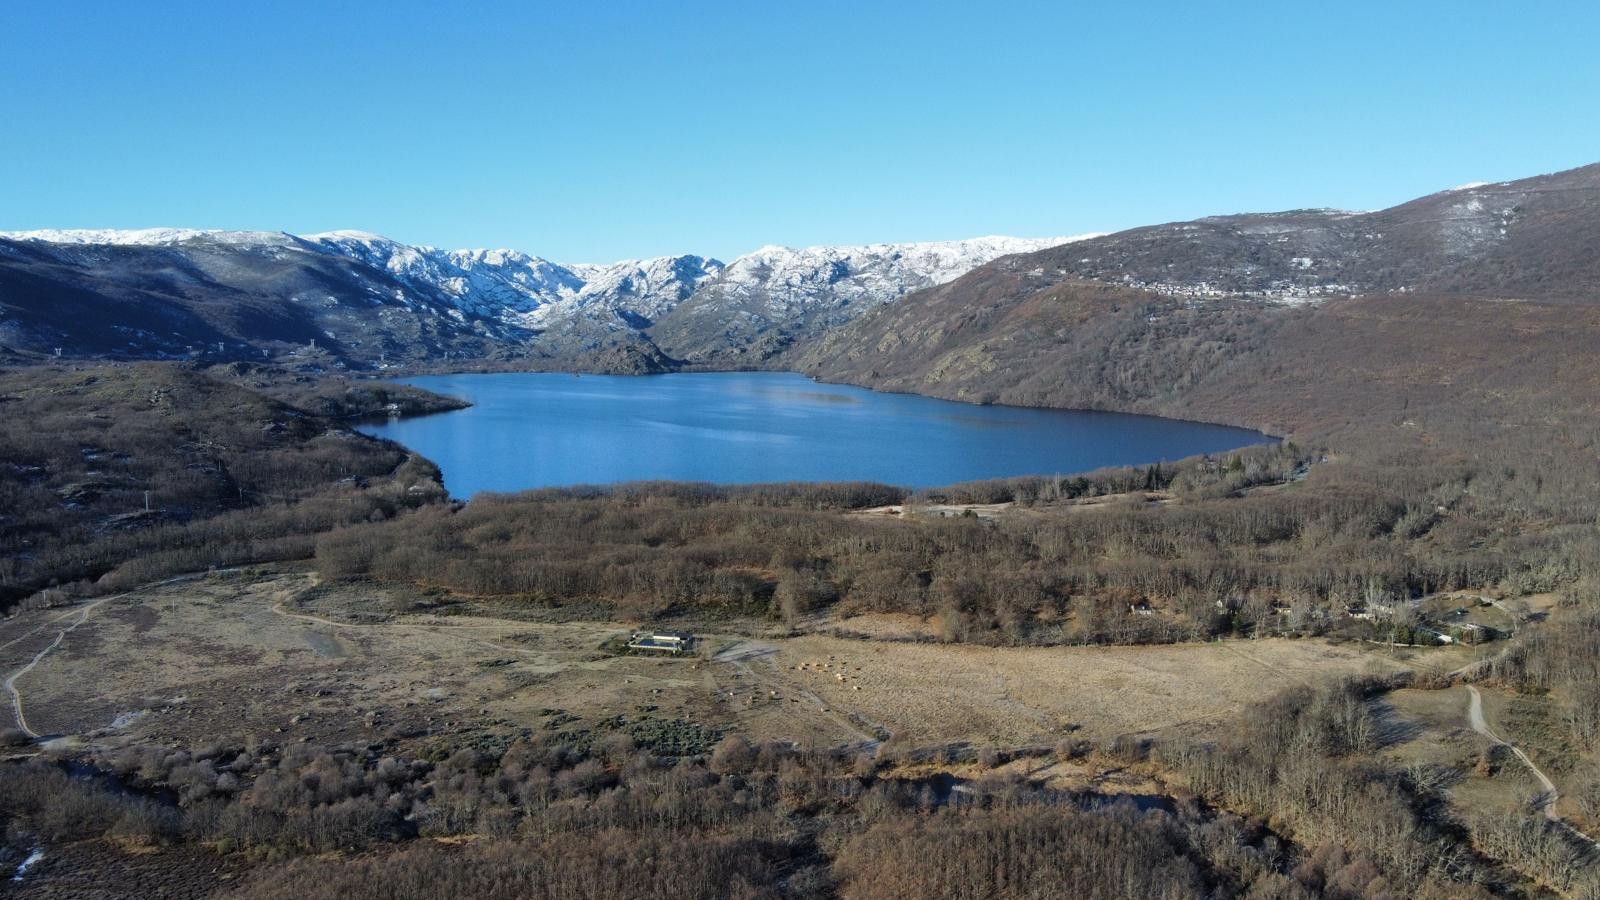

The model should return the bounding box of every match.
[3,573,215,738]
[1466,685,1599,849]
[1466,686,1560,817]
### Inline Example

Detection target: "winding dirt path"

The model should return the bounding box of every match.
[1466,686,1560,818]
[2,573,216,738]
[4,606,102,737]
[1466,686,1599,849]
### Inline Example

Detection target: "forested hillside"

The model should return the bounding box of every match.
[0,363,447,609]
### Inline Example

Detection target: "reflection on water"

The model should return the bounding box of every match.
[750,389,863,405]
[639,419,798,444]
[358,372,1270,498]
[934,412,1031,429]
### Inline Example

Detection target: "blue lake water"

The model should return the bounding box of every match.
[358,372,1271,497]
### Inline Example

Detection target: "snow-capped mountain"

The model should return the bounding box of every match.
[647,236,1094,361]
[0,227,1083,369]
[0,228,300,247]
[301,231,589,320]
[715,236,1084,312]
[1,229,1080,327]
[537,255,725,327]
[11,160,1597,374]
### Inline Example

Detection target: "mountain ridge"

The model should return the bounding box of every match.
[967,161,1600,304]
[5,160,1599,377]
[0,228,1084,370]
[794,161,1600,440]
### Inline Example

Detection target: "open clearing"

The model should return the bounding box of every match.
[0,568,1465,753]
[762,633,1426,745]
[1382,687,1541,816]
[849,491,1178,523]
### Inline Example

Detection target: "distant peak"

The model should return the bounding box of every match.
[448,247,540,263]
[301,229,393,243]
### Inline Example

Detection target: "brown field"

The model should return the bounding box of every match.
[848,491,1177,524]
[1,568,1476,756]
[0,569,838,753]
[762,633,1437,746]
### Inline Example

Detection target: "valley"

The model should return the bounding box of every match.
[4,159,1600,897]
[12,1,1600,894]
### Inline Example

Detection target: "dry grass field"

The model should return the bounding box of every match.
[761,634,1436,746]
[1,568,1476,758]
[0,569,749,753]
[1372,684,1600,852]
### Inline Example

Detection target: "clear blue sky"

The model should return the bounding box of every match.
[3,1,1596,262]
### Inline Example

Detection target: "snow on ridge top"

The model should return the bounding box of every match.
[0,227,391,249]
[302,229,395,244]
[0,226,1129,352]
[1,228,1100,272]
[699,234,1114,318]
[735,233,1100,259]
[1448,181,1491,192]
[719,235,1104,289]
[0,227,1103,332]
[449,247,535,262]
[0,227,297,246]
[577,252,725,270]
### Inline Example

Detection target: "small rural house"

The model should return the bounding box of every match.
[627,630,694,654]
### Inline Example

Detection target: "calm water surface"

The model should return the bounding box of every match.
[358,372,1270,497]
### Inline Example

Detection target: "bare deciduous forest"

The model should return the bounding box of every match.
[0,364,447,610]
[3,668,1594,898]
[310,440,1591,647]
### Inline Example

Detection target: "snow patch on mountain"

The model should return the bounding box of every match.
[706,234,1100,315]
[1,228,1093,337]
[0,228,298,247]
[533,255,726,326]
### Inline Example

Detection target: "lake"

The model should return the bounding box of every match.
[358,372,1270,497]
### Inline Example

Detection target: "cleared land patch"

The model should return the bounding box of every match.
[1,568,1474,755]
[764,634,1429,746]
[0,570,841,752]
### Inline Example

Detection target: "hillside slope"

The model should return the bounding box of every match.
[975,161,1600,302]
[0,363,448,608]
[0,233,540,368]
[797,162,1600,443]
